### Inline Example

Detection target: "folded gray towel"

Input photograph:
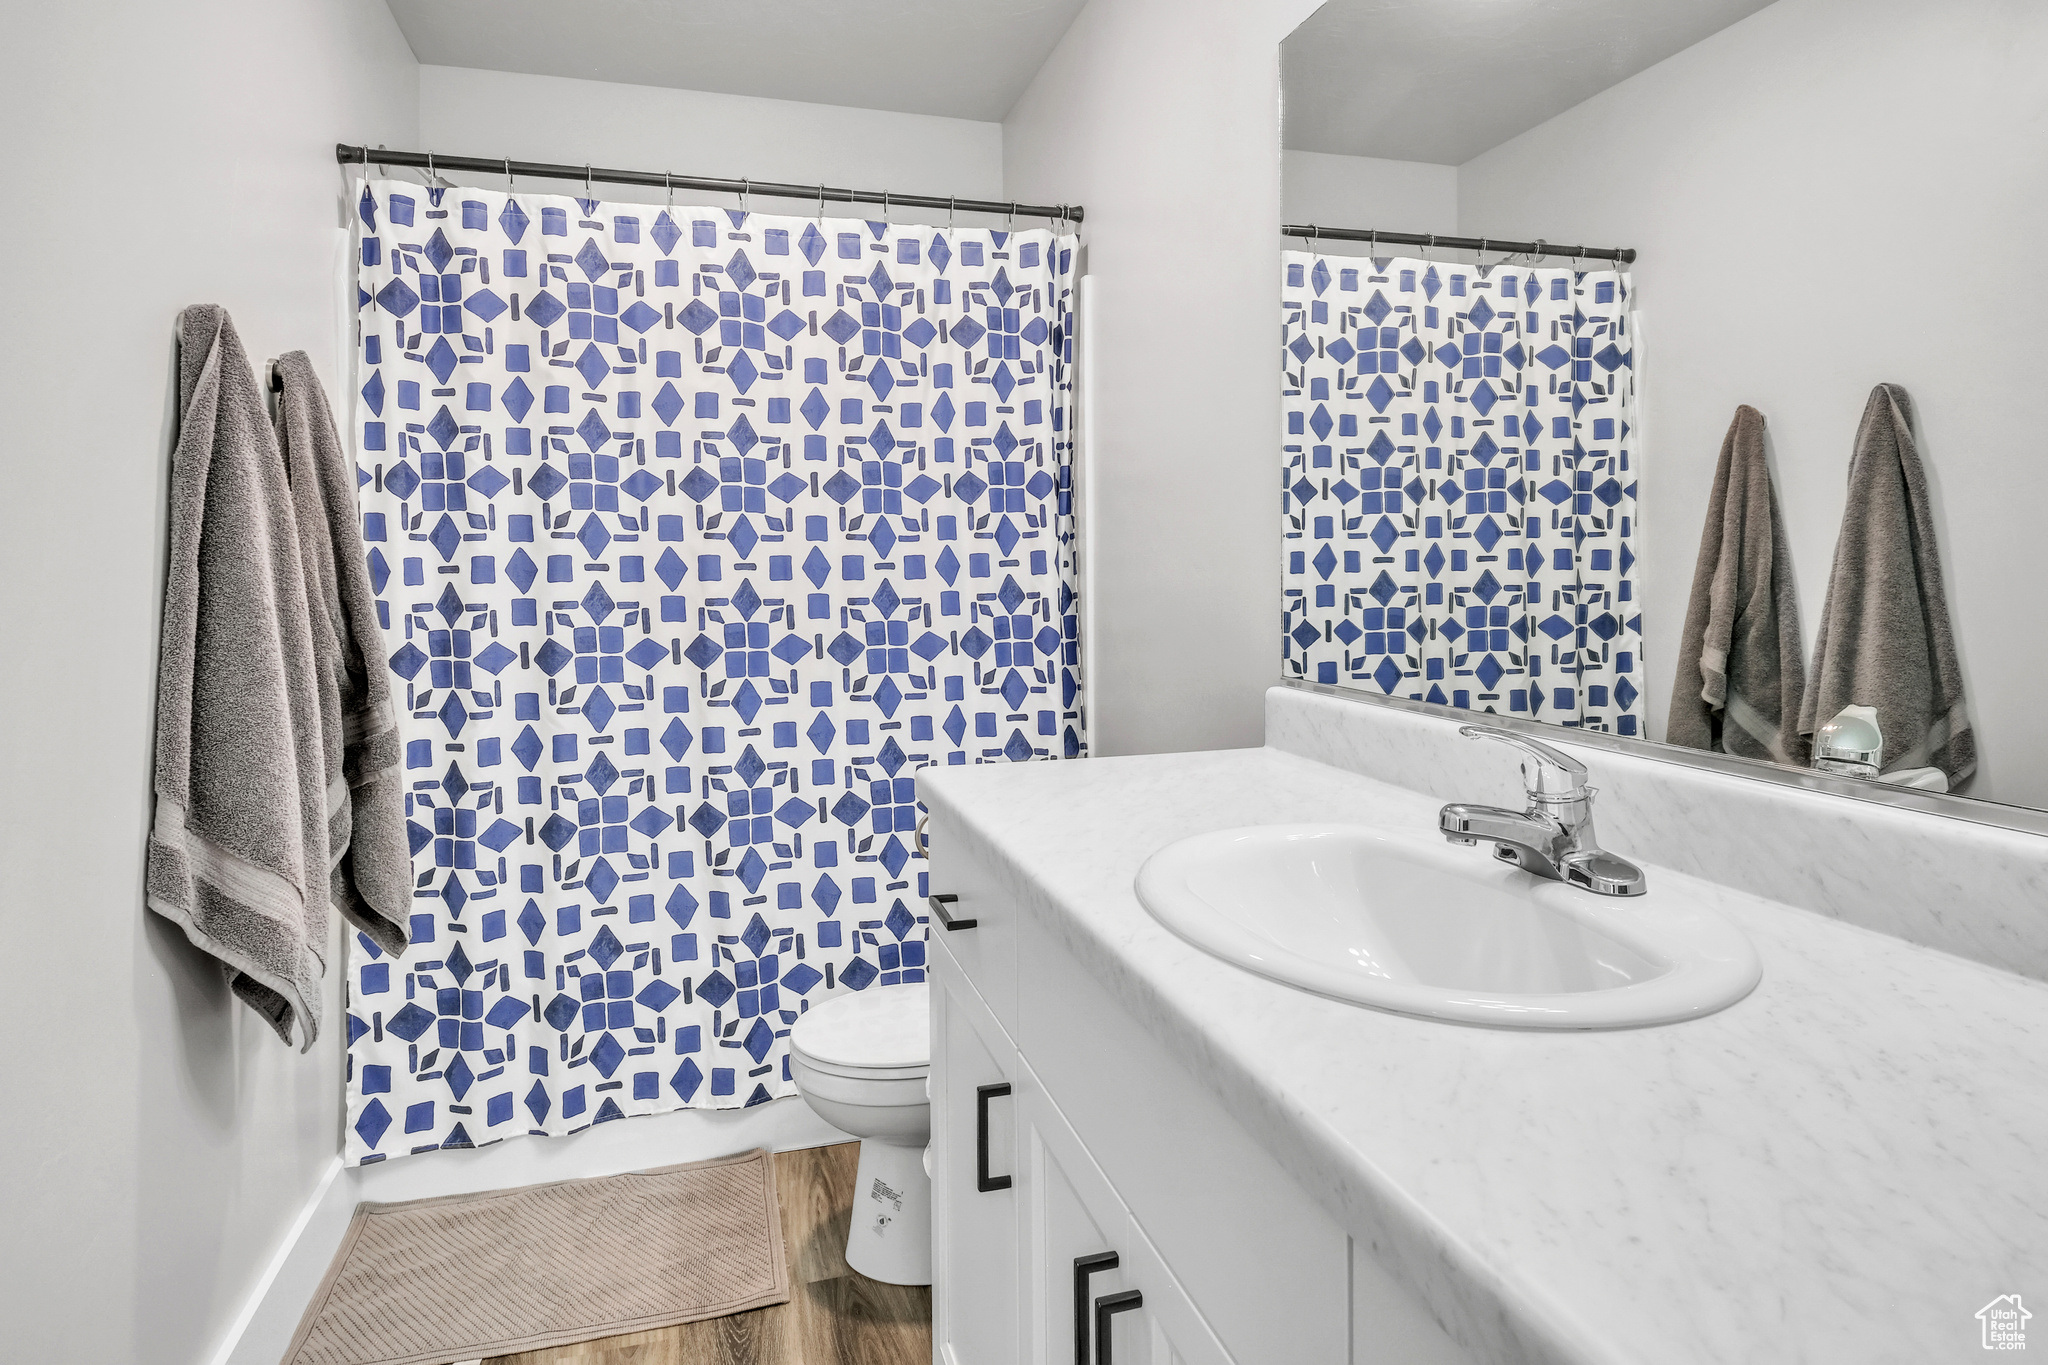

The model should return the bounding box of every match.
[1667,405,1807,764]
[148,307,331,1049]
[274,351,411,959]
[1798,384,1974,786]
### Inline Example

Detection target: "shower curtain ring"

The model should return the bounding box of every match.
[948,196,956,233]
[817,183,826,224]
[425,150,434,186]
[584,163,593,203]
[665,171,673,210]
[1008,201,1018,230]
[740,178,750,215]
[1531,239,1546,265]
[882,190,889,220]
[1477,238,1489,271]
[504,156,514,192]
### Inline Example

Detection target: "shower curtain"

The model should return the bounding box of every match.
[344,179,1081,1161]
[1279,251,1641,734]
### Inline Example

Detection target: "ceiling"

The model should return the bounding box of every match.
[382,0,1087,121]
[1284,0,1777,164]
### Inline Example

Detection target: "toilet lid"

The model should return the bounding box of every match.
[790,982,929,1076]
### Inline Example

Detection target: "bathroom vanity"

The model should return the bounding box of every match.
[921,686,2048,1365]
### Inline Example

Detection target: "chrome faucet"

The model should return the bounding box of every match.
[1438,725,1647,896]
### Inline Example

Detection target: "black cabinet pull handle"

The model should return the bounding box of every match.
[975,1082,1012,1192]
[929,892,977,930]
[1094,1289,1144,1365]
[1073,1252,1120,1365]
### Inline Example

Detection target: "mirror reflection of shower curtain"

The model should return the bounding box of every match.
[1280,251,1642,735]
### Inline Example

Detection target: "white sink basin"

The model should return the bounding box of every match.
[1135,824,1760,1029]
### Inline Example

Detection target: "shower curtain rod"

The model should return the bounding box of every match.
[335,144,1084,224]
[1282,223,1635,264]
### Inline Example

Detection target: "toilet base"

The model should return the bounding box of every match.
[843,1138,932,1286]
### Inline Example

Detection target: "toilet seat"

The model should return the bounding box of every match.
[790,983,929,1081]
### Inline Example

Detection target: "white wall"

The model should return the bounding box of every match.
[1003,0,1325,757]
[419,64,1005,212]
[0,5,417,1364]
[1281,149,1458,252]
[0,27,1004,1365]
[1459,0,2048,808]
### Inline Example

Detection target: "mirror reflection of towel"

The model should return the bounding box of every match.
[1669,405,1808,764]
[1798,384,1974,787]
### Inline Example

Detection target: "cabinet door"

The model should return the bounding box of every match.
[921,793,1020,1031]
[1018,1062,1234,1365]
[932,941,1021,1365]
[1024,1113,1130,1365]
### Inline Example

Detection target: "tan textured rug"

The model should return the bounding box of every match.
[284,1148,790,1365]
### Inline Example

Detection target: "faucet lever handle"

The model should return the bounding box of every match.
[1458,724,1589,799]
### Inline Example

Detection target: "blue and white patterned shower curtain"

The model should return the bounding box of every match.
[342,179,1081,1162]
[1280,251,1641,734]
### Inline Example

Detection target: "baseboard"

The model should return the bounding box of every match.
[215,1096,845,1365]
[204,1156,342,1365]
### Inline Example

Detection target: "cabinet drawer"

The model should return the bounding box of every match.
[921,796,1021,1035]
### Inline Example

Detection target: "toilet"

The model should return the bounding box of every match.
[788,982,932,1285]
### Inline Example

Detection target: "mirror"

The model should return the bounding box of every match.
[1278,0,2048,814]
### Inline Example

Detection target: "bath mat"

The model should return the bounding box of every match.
[284,1147,789,1365]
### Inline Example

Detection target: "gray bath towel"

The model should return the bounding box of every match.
[1798,385,1974,786]
[1667,405,1807,764]
[148,307,331,1049]
[274,351,411,958]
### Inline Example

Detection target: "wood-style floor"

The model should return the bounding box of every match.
[486,1143,932,1365]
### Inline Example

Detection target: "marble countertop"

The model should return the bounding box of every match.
[920,746,2048,1365]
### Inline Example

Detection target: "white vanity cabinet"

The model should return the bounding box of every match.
[925,810,1474,1365]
